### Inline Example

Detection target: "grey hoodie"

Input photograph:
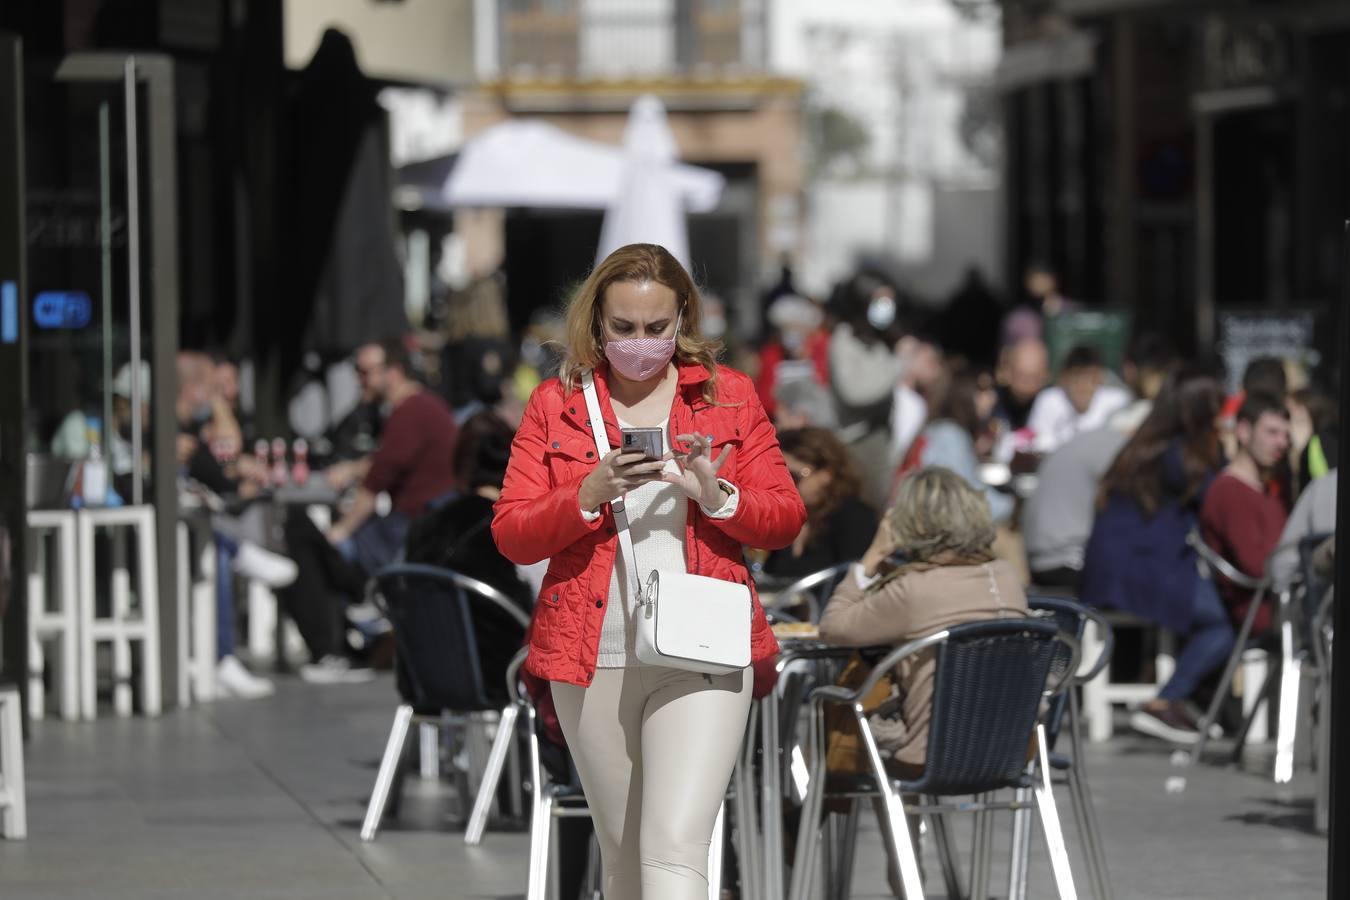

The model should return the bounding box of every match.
[1269,470,1337,591]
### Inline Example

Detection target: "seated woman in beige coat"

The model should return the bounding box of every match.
[820,465,1028,778]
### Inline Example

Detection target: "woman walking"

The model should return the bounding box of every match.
[493,243,805,899]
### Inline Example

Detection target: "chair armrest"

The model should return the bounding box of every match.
[802,631,954,703]
[1045,631,1082,697]
[807,684,858,707]
[770,562,854,622]
[1071,606,1114,686]
[775,645,879,672]
[1187,531,1266,592]
[506,647,530,703]
[449,571,532,630]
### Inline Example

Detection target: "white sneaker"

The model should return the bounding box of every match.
[299,655,376,685]
[233,542,299,589]
[216,654,276,699]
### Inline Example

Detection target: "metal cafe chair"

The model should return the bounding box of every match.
[1023,595,1117,900]
[1270,532,1336,787]
[1309,580,1334,835]
[513,667,751,900]
[1184,532,1277,768]
[359,564,529,842]
[789,617,1081,900]
[464,647,531,846]
[761,562,855,625]
[760,563,857,814]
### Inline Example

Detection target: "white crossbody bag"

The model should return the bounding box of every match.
[581,371,752,675]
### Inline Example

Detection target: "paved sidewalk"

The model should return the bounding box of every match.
[0,676,1328,899]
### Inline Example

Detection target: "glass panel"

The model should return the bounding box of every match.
[23,60,154,509]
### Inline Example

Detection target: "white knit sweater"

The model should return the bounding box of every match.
[593,417,739,667]
[596,418,687,666]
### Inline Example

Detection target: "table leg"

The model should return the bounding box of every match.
[760,691,784,900]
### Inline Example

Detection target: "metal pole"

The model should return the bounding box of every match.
[99,103,112,452]
[1195,113,1215,354]
[1330,218,1350,898]
[0,33,30,713]
[124,57,143,506]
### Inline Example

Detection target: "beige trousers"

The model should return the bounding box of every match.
[551,666,752,900]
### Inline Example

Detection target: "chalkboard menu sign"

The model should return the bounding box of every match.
[1216,310,1317,393]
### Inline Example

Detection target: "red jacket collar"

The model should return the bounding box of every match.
[560,360,713,433]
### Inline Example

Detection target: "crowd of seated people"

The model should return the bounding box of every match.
[127,259,1333,792]
[41,256,1318,900]
[279,337,461,683]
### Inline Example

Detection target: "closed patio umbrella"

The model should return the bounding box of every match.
[595,95,711,270]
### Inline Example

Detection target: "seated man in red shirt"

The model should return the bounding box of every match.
[1199,392,1291,637]
[281,337,460,683]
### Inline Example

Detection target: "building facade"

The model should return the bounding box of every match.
[1002,0,1350,359]
[458,0,803,338]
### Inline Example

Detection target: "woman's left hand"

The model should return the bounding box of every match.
[860,517,897,578]
[664,433,732,509]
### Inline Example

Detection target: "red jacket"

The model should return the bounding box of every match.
[493,361,806,687]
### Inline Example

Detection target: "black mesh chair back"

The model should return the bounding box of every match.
[372,563,529,714]
[1028,595,1088,750]
[901,617,1062,796]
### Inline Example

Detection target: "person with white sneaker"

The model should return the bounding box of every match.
[175,352,297,699]
[210,536,300,698]
[279,338,460,685]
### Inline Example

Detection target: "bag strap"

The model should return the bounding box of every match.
[581,371,645,602]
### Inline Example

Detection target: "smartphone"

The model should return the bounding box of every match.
[620,427,664,460]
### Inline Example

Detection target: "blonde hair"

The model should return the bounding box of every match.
[559,243,722,403]
[886,467,997,565]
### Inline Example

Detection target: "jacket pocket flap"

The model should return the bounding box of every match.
[545,435,599,463]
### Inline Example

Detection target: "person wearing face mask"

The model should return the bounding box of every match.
[493,243,805,900]
[827,275,909,507]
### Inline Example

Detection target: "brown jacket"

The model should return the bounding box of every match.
[818,559,1027,767]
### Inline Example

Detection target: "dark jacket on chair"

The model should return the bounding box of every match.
[1080,443,1217,632]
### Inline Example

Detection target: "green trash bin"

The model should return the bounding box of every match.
[1044,310,1133,375]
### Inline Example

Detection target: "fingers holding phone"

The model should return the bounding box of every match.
[579,447,667,512]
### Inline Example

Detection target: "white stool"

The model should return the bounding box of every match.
[25,510,80,722]
[246,579,277,661]
[1081,612,1177,742]
[175,520,218,704]
[0,685,26,839]
[245,581,308,664]
[77,506,162,720]
[1239,648,1270,744]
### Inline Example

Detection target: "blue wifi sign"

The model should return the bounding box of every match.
[34,291,93,329]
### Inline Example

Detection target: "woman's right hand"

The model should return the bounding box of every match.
[578,449,667,512]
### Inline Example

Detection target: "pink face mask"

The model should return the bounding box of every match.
[604,314,680,381]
